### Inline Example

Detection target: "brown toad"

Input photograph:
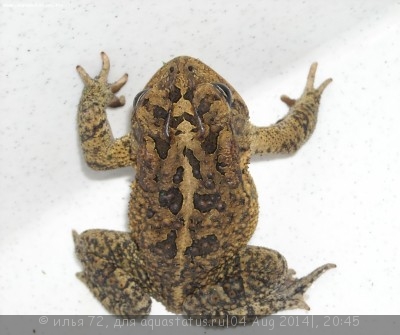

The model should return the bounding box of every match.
[73,52,335,317]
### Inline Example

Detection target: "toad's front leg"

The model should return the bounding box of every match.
[250,63,332,155]
[77,52,135,170]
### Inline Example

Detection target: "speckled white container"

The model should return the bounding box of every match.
[0,0,399,316]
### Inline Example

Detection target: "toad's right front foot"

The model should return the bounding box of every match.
[77,52,128,108]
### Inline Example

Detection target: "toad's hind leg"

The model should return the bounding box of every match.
[183,246,335,316]
[73,229,151,315]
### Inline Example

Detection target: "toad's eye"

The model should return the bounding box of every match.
[213,83,232,107]
[133,89,148,108]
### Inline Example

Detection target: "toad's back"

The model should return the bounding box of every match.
[128,57,258,310]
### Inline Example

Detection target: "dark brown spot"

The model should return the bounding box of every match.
[146,208,155,218]
[184,148,201,179]
[204,179,215,189]
[168,115,183,129]
[185,234,219,257]
[173,166,184,184]
[193,193,225,213]
[188,65,194,72]
[183,88,194,101]
[159,187,183,215]
[183,112,195,126]
[201,129,219,154]
[170,203,180,214]
[216,202,226,212]
[196,99,211,117]
[153,106,168,119]
[169,85,182,103]
[151,230,177,259]
[151,136,170,159]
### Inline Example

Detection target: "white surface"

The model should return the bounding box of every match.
[0,0,399,315]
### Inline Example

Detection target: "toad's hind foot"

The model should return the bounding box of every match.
[73,230,151,316]
[276,262,336,312]
[183,246,335,318]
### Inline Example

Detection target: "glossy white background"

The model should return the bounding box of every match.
[0,0,399,316]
